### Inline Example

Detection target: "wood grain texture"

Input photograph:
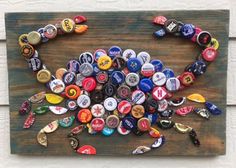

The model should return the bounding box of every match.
[0,0,234,40]
[5,11,228,155]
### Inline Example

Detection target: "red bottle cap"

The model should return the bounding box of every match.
[82,77,97,92]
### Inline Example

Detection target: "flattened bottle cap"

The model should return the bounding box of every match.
[79,63,93,77]
[117,121,131,135]
[18,34,28,46]
[125,73,140,87]
[27,57,42,71]
[94,49,107,62]
[75,24,88,34]
[56,68,67,80]
[106,115,120,128]
[97,55,112,70]
[20,44,35,59]
[77,94,91,108]
[164,19,179,33]
[65,99,78,111]
[192,60,207,76]
[179,72,195,86]
[154,29,166,37]
[138,78,153,93]
[43,24,57,39]
[152,86,168,101]
[103,83,116,96]
[201,47,218,62]
[65,84,81,99]
[117,85,131,99]
[96,71,108,84]
[152,72,167,86]
[91,104,105,118]
[122,49,136,61]
[61,18,75,33]
[82,77,96,92]
[103,97,117,111]
[137,51,151,64]
[37,69,51,83]
[153,16,167,25]
[118,100,132,114]
[91,118,105,132]
[131,90,146,105]
[73,15,87,24]
[165,77,180,92]
[127,58,141,72]
[197,31,212,46]
[102,126,115,136]
[112,56,126,70]
[62,71,76,85]
[122,117,137,130]
[49,79,65,93]
[137,117,151,131]
[77,109,92,123]
[180,24,196,39]
[158,99,168,112]
[108,46,122,59]
[150,59,164,72]
[67,60,80,73]
[27,31,41,45]
[111,71,125,85]
[131,105,145,119]
[79,52,94,64]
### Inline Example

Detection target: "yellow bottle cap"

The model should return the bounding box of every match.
[207,38,219,50]
[97,55,112,70]
[27,31,41,45]
[45,93,64,104]
[18,34,28,46]
[61,18,75,33]
[37,69,51,83]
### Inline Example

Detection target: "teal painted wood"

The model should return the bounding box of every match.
[5,11,229,155]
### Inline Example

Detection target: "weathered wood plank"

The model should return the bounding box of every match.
[0,0,233,40]
[5,11,228,155]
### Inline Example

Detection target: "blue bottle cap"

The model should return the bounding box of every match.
[138,78,153,93]
[62,71,76,85]
[180,24,196,39]
[205,101,222,115]
[162,68,175,78]
[144,112,159,125]
[192,60,207,76]
[127,58,142,72]
[122,116,137,130]
[111,71,125,85]
[108,46,122,59]
[151,59,164,72]
[102,126,115,136]
[154,28,166,37]
[66,59,80,73]
[92,63,100,76]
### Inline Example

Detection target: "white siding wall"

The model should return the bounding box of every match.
[0,0,235,167]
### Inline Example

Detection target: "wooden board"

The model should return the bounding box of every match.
[5,11,229,156]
